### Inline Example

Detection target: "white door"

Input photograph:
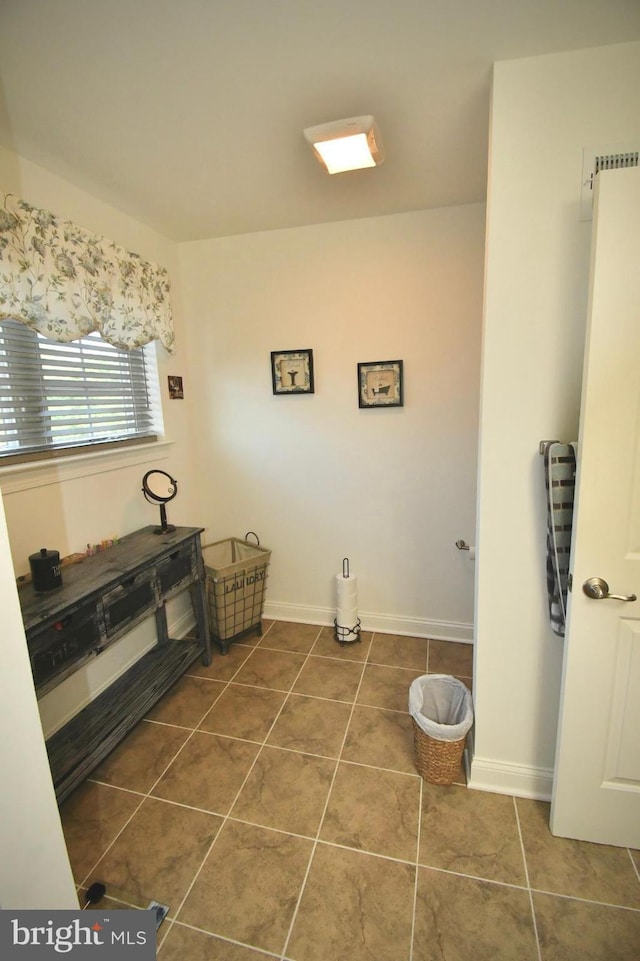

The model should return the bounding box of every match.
[551,165,640,847]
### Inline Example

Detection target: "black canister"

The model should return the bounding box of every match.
[29,547,63,592]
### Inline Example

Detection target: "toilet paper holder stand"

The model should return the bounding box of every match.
[334,620,362,645]
[334,557,362,646]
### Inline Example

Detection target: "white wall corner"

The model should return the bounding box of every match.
[468,755,554,801]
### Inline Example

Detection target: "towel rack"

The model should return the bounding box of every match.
[539,440,560,455]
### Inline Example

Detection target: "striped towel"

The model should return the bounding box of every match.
[544,443,577,636]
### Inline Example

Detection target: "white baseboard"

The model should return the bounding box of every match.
[467,755,554,801]
[262,600,473,644]
[171,608,198,639]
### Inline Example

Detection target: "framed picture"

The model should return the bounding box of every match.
[357,360,404,408]
[271,349,315,395]
[167,375,184,399]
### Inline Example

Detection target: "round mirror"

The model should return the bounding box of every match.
[142,470,177,503]
[141,470,178,534]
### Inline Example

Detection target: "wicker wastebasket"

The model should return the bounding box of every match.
[202,533,271,654]
[408,674,473,785]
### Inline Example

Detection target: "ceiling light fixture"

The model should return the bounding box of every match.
[303,115,384,174]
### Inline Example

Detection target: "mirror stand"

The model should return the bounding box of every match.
[155,503,176,535]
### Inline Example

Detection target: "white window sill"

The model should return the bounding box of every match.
[0,440,175,494]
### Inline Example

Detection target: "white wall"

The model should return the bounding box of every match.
[179,205,485,641]
[471,42,640,799]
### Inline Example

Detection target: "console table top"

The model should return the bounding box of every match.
[18,525,204,630]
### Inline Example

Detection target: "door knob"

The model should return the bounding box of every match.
[582,577,637,602]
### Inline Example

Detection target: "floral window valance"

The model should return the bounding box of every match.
[0,192,175,352]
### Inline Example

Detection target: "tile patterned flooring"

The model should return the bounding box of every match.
[59,621,640,960]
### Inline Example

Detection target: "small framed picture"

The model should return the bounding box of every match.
[357,360,404,408]
[271,349,315,395]
[167,375,184,399]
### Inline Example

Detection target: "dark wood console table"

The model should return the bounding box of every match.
[18,526,211,803]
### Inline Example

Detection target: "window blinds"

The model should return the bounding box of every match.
[0,319,157,460]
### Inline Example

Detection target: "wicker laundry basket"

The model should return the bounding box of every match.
[202,533,271,654]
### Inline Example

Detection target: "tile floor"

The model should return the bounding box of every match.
[59,621,640,960]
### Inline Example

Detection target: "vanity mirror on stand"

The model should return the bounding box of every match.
[142,469,178,534]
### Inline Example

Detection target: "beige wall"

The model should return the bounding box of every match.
[179,204,485,640]
[472,41,640,798]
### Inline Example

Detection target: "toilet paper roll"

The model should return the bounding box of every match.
[336,573,358,593]
[337,605,359,628]
[336,575,358,604]
[336,589,358,603]
[337,598,358,613]
[336,570,358,628]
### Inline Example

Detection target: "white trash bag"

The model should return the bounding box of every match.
[409,674,473,742]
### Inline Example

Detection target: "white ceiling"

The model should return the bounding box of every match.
[1,0,639,242]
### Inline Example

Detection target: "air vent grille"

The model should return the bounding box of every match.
[594,151,639,176]
[580,145,639,221]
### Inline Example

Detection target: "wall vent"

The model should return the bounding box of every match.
[580,145,640,221]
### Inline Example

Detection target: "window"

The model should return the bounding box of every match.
[0,319,159,463]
